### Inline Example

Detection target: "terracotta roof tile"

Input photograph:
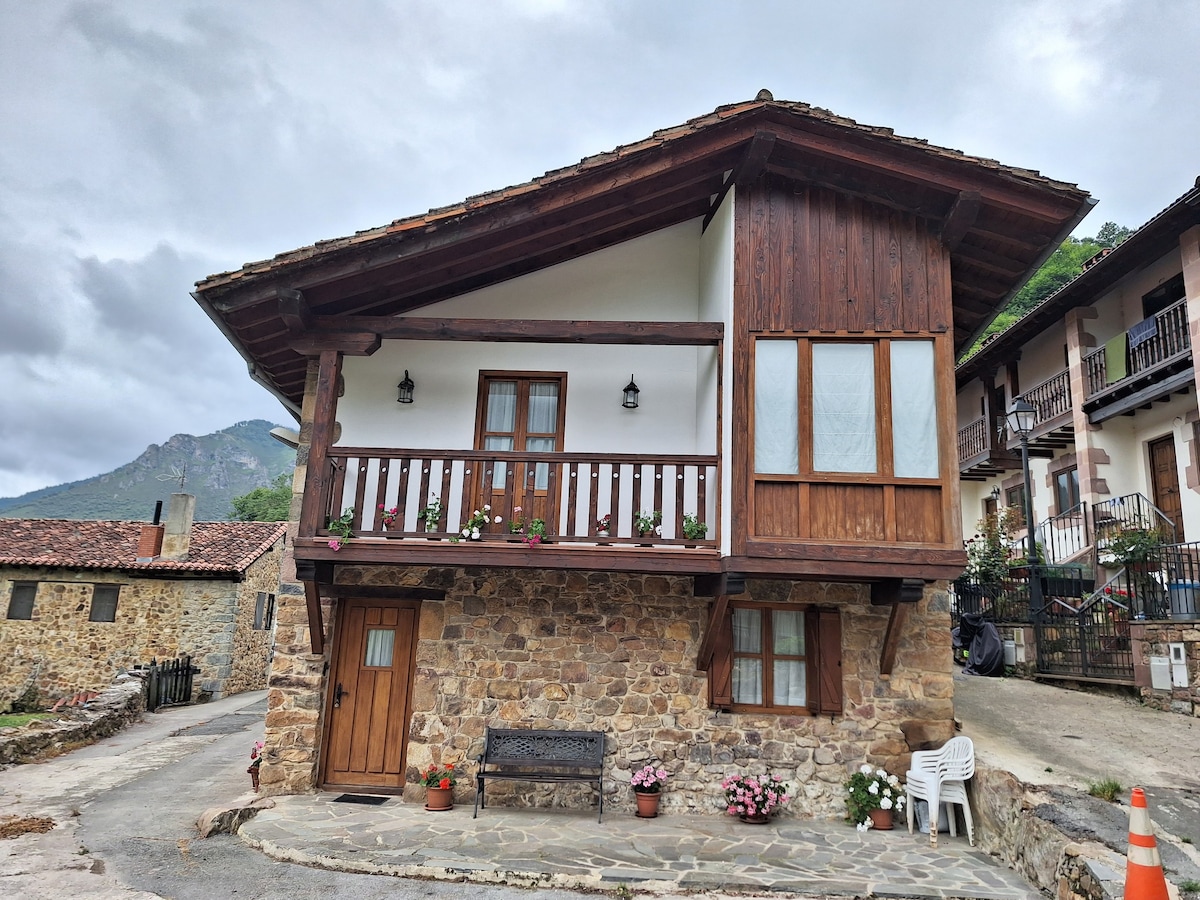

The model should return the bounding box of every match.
[196,95,1083,292]
[0,519,286,576]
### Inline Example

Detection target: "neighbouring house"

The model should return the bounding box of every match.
[955,176,1200,716]
[0,493,286,709]
[192,93,1092,816]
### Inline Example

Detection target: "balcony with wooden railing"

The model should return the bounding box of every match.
[1013,368,1074,453]
[1082,298,1193,421]
[957,414,1021,479]
[296,447,721,572]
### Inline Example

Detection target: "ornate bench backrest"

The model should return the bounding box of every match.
[483,728,605,769]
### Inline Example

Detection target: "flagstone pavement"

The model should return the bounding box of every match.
[239,794,1039,898]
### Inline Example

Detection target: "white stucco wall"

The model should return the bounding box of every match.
[698,189,735,553]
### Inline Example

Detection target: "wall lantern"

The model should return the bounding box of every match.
[989,486,1001,501]
[622,375,640,409]
[397,370,415,404]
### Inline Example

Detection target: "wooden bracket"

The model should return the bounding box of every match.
[878,602,910,677]
[870,578,927,606]
[295,559,335,655]
[693,573,747,597]
[277,288,313,335]
[694,594,730,670]
[940,190,981,250]
[703,130,776,231]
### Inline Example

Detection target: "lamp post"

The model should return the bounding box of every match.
[1006,398,1041,614]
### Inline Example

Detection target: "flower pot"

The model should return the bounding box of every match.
[597,530,609,538]
[868,808,893,830]
[424,786,453,811]
[635,791,661,818]
[739,812,769,824]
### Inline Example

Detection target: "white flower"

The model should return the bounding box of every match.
[856,820,870,832]
[471,528,481,539]
[867,782,878,795]
[461,528,471,538]
[493,516,502,524]
[859,764,873,775]
[483,504,491,511]
[876,769,887,779]
[880,796,893,810]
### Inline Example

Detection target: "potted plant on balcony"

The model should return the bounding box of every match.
[634,510,661,541]
[326,508,355,551]
[682,512,708,545]
[630,764,669,818]
[378,505,399,530]
[595,513,613,538]
[417,497,443,535]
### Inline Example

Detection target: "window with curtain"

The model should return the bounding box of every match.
[751,338,940,479]
[477,373,566,492]
[731,603,807,711]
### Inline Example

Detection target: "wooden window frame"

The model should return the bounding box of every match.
[729,600,814,716]
[750,336,940,487]
[1053,466,1080,514]
[6,582,37,620]
[473,370,568,456]
[89,584,120,623]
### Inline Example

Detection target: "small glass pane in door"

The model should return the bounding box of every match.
[364,629,395,667]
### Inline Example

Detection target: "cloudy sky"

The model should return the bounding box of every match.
[1,1,1198,499]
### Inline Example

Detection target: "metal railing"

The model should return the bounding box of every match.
[1093,493,1176,545]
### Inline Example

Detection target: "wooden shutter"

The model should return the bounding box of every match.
[707,601,733,709]
[809,607,843,715]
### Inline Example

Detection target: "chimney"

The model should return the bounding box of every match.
[137,500,164,561]
[161,493,196,561]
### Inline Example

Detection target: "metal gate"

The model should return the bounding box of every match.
[1033,594,1134,683]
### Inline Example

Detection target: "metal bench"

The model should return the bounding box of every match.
[473,727,605,822]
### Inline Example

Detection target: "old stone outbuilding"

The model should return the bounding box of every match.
[0,494,286,709]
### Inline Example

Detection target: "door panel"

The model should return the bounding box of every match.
[321,600,419,790]
[1149,436,1183,541]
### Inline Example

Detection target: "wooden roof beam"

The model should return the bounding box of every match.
[310,317,724,345]
[940,191,981,250]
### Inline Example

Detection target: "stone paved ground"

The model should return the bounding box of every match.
[240,797,1040,899]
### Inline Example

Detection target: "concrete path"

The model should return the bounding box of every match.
[240,795,1038,898]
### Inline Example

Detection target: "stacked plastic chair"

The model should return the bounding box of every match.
[905,735,975,847]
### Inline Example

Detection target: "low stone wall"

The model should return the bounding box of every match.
[1132,621,1200,717]
[0,677,144,767]
[970,761,1126,900]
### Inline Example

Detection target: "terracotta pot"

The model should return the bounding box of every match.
[868,808,893,830]
[425,786,453,811]
[635,791,661,818]
[739,812,769,824]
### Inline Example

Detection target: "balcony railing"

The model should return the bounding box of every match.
[1083,298,1190,398]
[1023,369,1071,426]
[316,447,719,548]
[957,417,987,462]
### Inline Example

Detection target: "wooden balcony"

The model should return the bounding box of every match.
[958,415,1021,480]
[1082,298,1193,423]
[1012,369,1074,454]
[296,447,721,573]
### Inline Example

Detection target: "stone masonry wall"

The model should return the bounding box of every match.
[224,546,284,696]
[1132,620,1200,716]
[0,562,277,709]
[259,562,955,819]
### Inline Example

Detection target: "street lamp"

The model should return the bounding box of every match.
[1003,396,1041,585]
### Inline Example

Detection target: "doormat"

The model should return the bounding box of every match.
[332,794,389,805]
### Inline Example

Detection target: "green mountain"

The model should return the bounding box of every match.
[0,420,295,522]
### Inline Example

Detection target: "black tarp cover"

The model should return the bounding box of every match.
[953,613,1005,676]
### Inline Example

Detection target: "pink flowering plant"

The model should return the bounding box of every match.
[630,764,669,794]
[844,764,904,830]
[721,771,791,819]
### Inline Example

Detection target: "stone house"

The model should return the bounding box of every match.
[192,93,1092,816]
[0,493,286,708]
[955,177,1200,714]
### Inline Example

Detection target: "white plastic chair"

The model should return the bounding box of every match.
[905,736,975,847]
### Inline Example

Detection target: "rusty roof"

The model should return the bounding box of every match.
[0,519,287,576]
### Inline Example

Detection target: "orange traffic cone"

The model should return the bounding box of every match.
[1125,787,1169,900]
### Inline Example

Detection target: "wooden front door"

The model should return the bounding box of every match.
[321,599,420,791]
[1149,435,1183,541]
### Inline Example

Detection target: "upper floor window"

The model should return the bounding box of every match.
[90,584,120,622]
[476,372,566,491]
[1054,467,1079,513]
[754,339,939,479]
[7,582,37,620]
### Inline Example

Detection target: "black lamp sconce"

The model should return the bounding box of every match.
[397,370,415,404]
[622,375,640,409]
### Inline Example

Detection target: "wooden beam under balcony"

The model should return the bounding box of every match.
[309,316,724,346]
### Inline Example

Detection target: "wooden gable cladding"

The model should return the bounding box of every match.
[743,176,952,334]
[732,173,964,580]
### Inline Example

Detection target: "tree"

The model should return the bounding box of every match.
[1091,221,1133,248]
[229,472,293,521]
